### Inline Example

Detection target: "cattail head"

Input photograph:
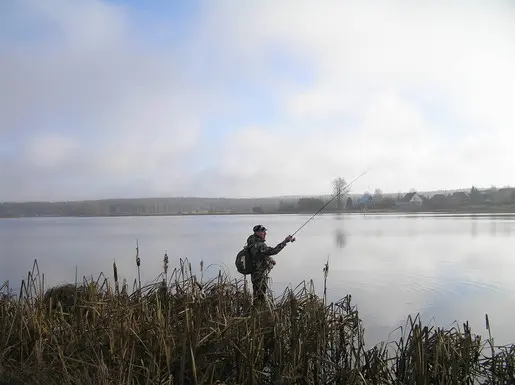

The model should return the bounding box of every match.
[323,260,329,277]
[135,239,140,267]
[163,251,169,275]
[113,261,118,284]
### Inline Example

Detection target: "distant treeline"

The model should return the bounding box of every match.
[266,186,515,214]
[0,196,322,218]
[2,186,515,218]
[0,197,290,218]
[262,196,396,214]
[0,195,352,218]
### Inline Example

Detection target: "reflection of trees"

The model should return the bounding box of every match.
[335,229,346,248]
[490,221,497,236]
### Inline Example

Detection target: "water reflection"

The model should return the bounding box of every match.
[333,213,346,248]
[490,221,497,236]
[335,229,346,248]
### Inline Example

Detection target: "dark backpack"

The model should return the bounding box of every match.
[235,246,254,275]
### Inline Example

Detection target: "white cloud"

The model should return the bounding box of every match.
[203,90,444,196]
[25,134,78,169]
[196,0,515,195]
[0,0,224,200]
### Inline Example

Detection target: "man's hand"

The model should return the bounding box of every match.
[284,235,296,243]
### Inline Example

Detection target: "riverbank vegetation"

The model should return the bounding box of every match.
[1,258,514,384]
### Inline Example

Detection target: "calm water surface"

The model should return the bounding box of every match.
[2,213,515,347]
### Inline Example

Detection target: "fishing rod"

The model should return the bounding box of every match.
[290,168,370,239]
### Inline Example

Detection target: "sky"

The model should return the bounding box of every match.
[1,0,515,201]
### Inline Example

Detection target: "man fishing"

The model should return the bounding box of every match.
[246,224,295,305]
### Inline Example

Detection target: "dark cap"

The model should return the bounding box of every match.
[253,224,267,232]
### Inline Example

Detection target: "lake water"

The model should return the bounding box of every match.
[2,213,515,347]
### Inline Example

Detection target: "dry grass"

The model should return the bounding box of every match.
[1,255,514,385]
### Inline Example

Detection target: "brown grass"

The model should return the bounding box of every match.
[1,256,514,385]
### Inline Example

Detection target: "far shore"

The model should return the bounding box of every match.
[3,205,515,219]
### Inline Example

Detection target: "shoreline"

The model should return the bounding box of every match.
[2,206,515,219]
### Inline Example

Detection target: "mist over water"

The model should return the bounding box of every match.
[2,213,515,347]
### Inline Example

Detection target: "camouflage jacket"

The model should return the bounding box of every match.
[246,234,287,274]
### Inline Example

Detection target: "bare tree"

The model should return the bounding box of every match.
[374,188,383,201]
[332,177,347,211]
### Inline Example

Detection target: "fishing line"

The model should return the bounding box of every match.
[290,168,371,238]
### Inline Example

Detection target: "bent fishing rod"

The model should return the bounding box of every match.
[290,168,370,239]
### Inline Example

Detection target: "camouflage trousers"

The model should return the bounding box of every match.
[250,270,276,368]
[251,269,269,306]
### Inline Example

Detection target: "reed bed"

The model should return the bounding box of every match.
[1,256,514,385]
